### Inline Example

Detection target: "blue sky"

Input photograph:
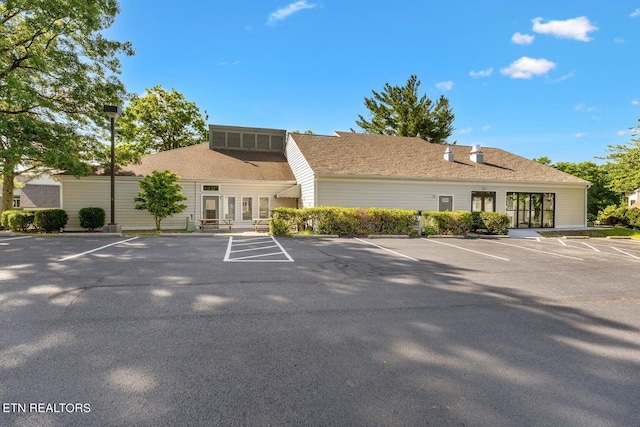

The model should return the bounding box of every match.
[106,1,640,163]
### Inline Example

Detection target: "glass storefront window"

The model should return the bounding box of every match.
[506,192,555,228]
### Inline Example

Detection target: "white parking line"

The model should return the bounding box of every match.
[224,236,294,262]
[558,239,568,246]
[0,236,32,242]
[612,247,640,260]
[58,237,139,261]
[355,238,419,262]
[582,242,601,252]
[486,240,583,261]
[422,238,510,261]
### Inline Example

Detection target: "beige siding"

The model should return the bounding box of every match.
[60,176,296,231]
[285,136,315,207]
[316,177,587,228]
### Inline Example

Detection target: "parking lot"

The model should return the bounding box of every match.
[1,234,640,426]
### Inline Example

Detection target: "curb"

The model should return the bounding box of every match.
[59,232,122,237]
[425,235,466,238]
[366,235,410,239]
[468,233,511,239]
[0,231,16,237]
[292,234,340,238]
[563,236,590,239]
[606,236,632,239]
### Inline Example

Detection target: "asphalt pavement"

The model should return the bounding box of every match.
[1,235,639,426]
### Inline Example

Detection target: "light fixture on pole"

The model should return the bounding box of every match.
[103,105,122,233]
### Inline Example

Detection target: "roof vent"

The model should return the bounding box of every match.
[470,144,484,164]
[444,146,454,162]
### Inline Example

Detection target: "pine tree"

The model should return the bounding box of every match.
[355,75,454,144]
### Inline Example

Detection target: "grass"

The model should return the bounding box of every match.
[538,227,640,238]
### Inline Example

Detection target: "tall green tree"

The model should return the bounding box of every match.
[0,0,133,211]
[118,85,207,154]
[603,120,640,195]
[134,170,187,230]
[355,75,455,144]
[534,157,623,217]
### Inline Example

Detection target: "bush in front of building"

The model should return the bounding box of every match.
[79,207,106,231]
[422,211,473,236]
[1,210,35,231]
[471,211,510,235]
[33,209,68,232]
[270,207,419,236]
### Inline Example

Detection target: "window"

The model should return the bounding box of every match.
[12,197,20,208]
[471,191,496,212]
[259,197,269,219]
[506,192,555,228]
[242,197,253,220]
[226,197,236,220]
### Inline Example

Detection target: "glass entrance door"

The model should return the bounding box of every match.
[507,192,555,228]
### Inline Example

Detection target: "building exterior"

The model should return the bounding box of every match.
[0,174,60,210]
[286,132,591,229]
[628,189,639,208]
[59,125,591,231]
[59,126,298,231]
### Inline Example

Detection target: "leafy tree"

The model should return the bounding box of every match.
[532,156,552,166]
[118,85,207,154]
[534,156,623,217]
[134,170,187,230]
[603,120,640,195]
[0,0,133,211]
[355,75,455,144]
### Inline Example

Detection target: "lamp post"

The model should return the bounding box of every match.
[103,105,121,233]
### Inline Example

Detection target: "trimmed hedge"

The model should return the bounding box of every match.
[79,207,106,231]
[1,210,35,231]
[471,211,510,235]
[270,207,419,236]
[33,209,68,232]
[422,211,473,236]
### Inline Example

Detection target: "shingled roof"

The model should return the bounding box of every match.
[290,132,590,185]
[122,143,295,181]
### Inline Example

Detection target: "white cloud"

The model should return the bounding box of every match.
[268,1,317,25]
[218,60,240,66]
[458,128,473,135]
[632,99,639,105]
[617,130,630,136]
[554,71,575,82]
[614,37,625,44]
[500,57,557,79]
[512,32,535,45]
[436,81,454,91]
[574,132,587,138]
[631,8,640,18]
[469,67,493,78]
[532,16,598,41]
[482,125,492,132]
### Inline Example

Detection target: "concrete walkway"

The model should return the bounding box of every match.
[508,229,543,239]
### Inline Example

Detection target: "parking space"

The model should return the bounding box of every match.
[2,234,640,426]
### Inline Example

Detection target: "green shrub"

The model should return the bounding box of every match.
[270,206,419,236]
[3,210,35,231]
[597,205,629,226]
[423,211,473,236]
[471,211,510,235]
[625,207,640,230]
[269,218,291,236]
[79,207,106,231]
[1,210,15,228]
[33,209,68,232]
